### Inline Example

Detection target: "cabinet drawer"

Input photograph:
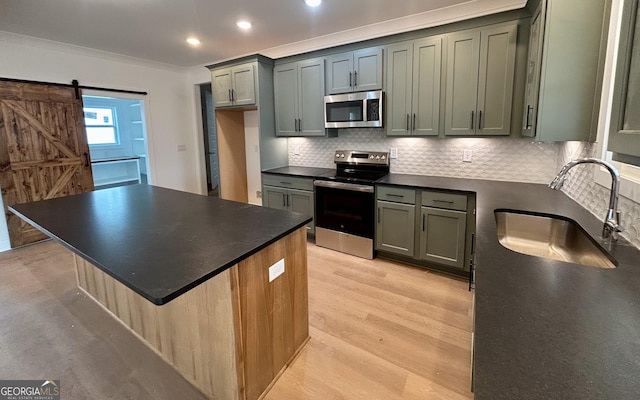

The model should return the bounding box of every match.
[262,174,314,191]
[376,186,416,204]
[421,191,467,211]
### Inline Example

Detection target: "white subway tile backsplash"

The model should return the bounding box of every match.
[288,129,559,184]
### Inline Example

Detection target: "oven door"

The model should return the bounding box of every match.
[314,180,374,239]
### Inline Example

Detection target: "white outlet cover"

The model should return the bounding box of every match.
[463,149,473,162]
[268,258,285,282]
[390,148,398,159]
[294,144,301,155]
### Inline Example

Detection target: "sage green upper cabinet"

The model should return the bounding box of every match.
[211,63,256,108]
[444,23,517,136]
[609,0,640,165]
[325,47,383,94]
[274,58,325,137]
[523,0,610,141]
[386,37,443,136]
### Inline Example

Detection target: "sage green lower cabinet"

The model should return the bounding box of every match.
[375,185,474,275]
[375,200,415,257]
[261,174,315,235]
[263,186,288,211]
[418,207,467,269]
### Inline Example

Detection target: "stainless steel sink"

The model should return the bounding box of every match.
[495,210,616,269]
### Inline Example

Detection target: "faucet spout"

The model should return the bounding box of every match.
[549,158,621,240]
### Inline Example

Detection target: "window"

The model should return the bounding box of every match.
[83,107,118,145]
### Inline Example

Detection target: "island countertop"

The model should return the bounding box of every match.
[9,184,311,305]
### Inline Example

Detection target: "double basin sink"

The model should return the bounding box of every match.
[495,209,616,269]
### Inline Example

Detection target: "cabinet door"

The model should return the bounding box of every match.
[211,68,233,108]
[274,63,299,137]
[375,200,415,257]
[353,47,383,92]
[385,42,413,136]
[413,37,442,136]
[231,64,256,106]
[325,52,354,94]
[444,31,480,136]
[476,24,517,136]
[419,207,466,269]
[522,2,546,137]
[298,58,326,136]
[262,185,288,211]
[288,188,315,234]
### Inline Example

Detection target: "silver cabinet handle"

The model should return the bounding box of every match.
[286,194,290,207]
[279,181,292,185]
[298,118,302,132]
[386,193,404,198]
[422,213,426,232]
[294,119,298,132]
[228,89,232,102]
[282,193,286,207]
[349,72,352,87]
[433,199,454,204]
[478,110,483,130]
[413,113,416,131]
[470,111,475,130]
[406,114,410,131]
[354,71,358,87]
[377,207,381,223]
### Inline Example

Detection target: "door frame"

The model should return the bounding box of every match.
[81,89,156,186]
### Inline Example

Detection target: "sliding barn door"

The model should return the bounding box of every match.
[0,81,94,247]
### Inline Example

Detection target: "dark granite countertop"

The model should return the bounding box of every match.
[262,166,335,178]
[9,185,311,306]
[378,173,640,399]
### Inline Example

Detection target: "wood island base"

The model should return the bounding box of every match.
[74,227,309,400]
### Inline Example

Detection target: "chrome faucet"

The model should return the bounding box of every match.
[549,158,621,241]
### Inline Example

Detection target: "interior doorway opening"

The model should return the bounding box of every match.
[200,84,220,197]
[82,95,150,189]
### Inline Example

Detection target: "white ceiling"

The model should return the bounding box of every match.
[0,0,526,68]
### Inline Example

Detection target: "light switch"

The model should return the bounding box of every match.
[268,258,285,282]
[294,144,301,155]
[390,148,398,159]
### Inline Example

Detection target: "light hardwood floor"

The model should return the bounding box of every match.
[0,240,473,399]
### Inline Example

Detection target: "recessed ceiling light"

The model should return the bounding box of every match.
[186,37,201,46]
[305,0,322,7]
[236,20,252,30]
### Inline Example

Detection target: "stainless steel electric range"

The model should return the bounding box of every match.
[313,150,389,259]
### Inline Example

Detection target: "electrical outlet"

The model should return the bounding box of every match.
[463,149,473,162]
[294,143,301,155]
[268,258,285,282]
[177,144,186,152]
[256,190,262,198]
[390,148,398,159]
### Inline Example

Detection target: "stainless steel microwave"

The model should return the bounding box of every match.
[324,90,383,129]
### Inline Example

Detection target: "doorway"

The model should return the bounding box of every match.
[200,84,220,197]
[82,95,150,189]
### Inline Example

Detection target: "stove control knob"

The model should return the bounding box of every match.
[335,153,340,158]
[381,155,386,160]
[375,155,380,160]
[369,155,374,159]
[340,153,345,158]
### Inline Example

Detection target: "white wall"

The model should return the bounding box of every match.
[0,31,203,251]
[244,111,262,205]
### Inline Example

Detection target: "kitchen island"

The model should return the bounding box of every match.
[9,184,312,400]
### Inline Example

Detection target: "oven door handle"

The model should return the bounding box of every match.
[313,180,374,193]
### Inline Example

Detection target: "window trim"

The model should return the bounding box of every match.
[591,0,640,203]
